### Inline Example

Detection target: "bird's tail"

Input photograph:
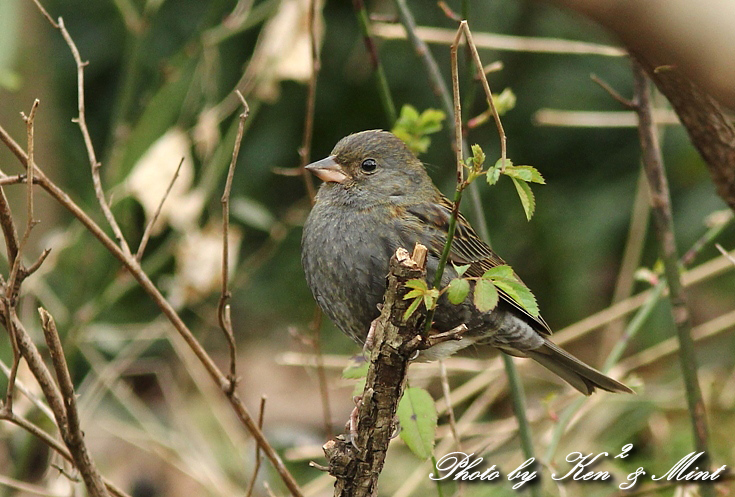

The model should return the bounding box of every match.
[524,340,633,395]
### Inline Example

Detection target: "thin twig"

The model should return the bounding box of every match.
[135,157,184,261]
[590,73,636,109]
[632,59,711,492]
[55,16,131,256]
[219,91,249,393]
[39,308,110,497]
[245,395,267,497]
[352,0,397,125]
[299,0,333,435]
[438,361,460,451]
[298,0,320,201]
[715,243,735,266]
[0,106,304,497]
[393,0,452,123]
[0,407,131,497]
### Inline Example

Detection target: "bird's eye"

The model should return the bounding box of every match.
[360,158,377,173]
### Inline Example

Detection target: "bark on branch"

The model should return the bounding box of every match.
[323,244,428,497]
[633,53,735,213]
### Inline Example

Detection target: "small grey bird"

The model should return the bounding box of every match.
[301,130,631,395]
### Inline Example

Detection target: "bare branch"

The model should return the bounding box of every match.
[632,60,712,492]
[245,395,267,497]
[135,157,184,261]
[590,73,636,109]
[219,91,249,392]
[0,120,304,497]
[48,12,131,255]
[39,308,110,497]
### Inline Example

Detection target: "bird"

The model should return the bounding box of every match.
[301,130,632,395]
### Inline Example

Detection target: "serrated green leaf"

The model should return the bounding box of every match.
[447,278,470,304]
[453,263,471,277]
[403,289,425,300]
[493,279,540,317]
[482,265,514,280]
[474,278,499,312]
[486,165,501,186]
[342,356,369,379]
[504,165,545,184]
[403,297,423,321]
[405,279,428,290]
[493,157,514,171]
[423,288,440,311]
[511,177,536,220]
[397,387,437,460]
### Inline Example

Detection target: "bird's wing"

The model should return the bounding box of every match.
[406,195,552,336]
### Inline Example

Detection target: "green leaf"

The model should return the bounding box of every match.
[397,387,437,460]
[493,87,517,115]
[392,105,446,156]
[482,265,514,280]
[453,263,471,277]
[493,279,540,317]
[504,165,545,184]
[447,278,470,304]
[511,177,536,220]
[403,297,423,321]
[493,157,513,171]
[405,279,428,290]
[342,356,369,379]
[486,165,501,186]
[403,289,425,300]
[470,144,486,170]
[403,279,428,301]
[423,288,440,311]
[474,278,499,312]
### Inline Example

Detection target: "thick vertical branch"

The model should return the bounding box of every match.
[324,245,427,497]
[632,60,711,488]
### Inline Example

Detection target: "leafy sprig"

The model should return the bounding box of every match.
[402,144,543,323]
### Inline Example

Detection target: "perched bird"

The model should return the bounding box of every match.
[301,130,631,395]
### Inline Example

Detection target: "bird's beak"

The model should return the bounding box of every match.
[305,156,348,184]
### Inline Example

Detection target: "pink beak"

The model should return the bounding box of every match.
[305,156,348,184]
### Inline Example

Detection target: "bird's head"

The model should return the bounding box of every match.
[306,130,434,208]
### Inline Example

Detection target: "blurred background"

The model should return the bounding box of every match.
[0,0,734,496]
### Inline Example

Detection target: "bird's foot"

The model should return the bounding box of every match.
[362,314,381,356]
[345,395,363,448]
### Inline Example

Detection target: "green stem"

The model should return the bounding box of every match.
[430,454,446,497]
[424,185,464,334]
[352,0,397,125]
[502,354,541,497]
